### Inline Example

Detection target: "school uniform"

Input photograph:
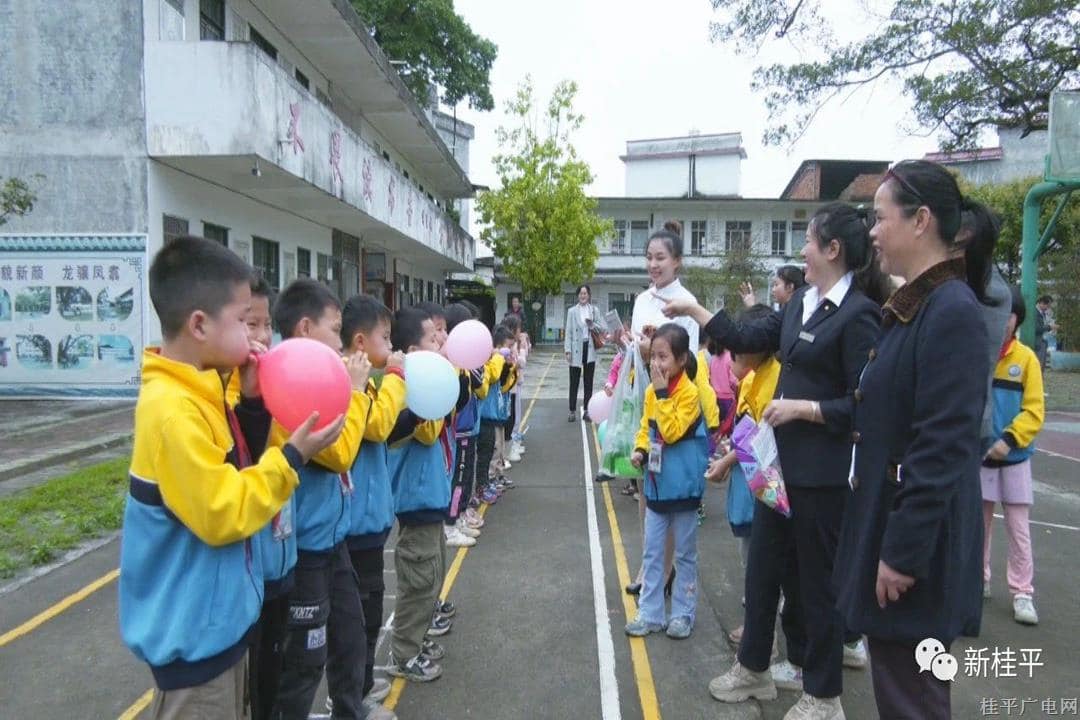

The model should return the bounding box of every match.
[835,259,988,719]
[704,274,879,700]
[120,350,302,718]
[633,371,709,627]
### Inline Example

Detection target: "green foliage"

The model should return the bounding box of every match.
[476,77,612,296]
[709,0,1080,150]
[1045,243,1080,350]
[351,0,497,111]
[0,176,37,226]
[0,457,129,578]
[681,245,771,312]
[959,175,1080,280]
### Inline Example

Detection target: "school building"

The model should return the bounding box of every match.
[482,133,887,342]
[0,0,477,396]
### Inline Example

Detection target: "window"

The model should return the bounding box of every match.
[202,222,228,247]
[612,220,627,254]
[770,220,788,256]
[161,0,185,40]
[294,69,309,90]
[691,220,708,256]
[250,27,277,61]
[629,220,650,254]
[725,221,752,252]
[296,247,311,278]
[413,278,423,304]
[163,214,188,245]
[253,237,280,289]
[791,221,809,251]
[426,281,434,302]
[199,0,225,41]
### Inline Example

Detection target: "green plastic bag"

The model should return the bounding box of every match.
[599,343,647,479]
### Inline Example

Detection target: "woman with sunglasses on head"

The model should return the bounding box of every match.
[662,203,888,720]
[833,160,996,719]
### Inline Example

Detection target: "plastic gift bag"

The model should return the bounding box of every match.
[731,415,792,517]
[599,341,647,479]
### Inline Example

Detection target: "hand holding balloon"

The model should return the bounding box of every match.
[239,339,269,398]
[258,338,352,432]
[287,411,347,463]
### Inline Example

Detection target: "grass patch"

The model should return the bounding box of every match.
[0,457,129,579]
[1045,370,1080,412]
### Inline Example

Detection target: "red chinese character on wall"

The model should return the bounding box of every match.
[287,102,305,154]
[387,177,396,214]
[330,131,343,189]
[361,158,374,205]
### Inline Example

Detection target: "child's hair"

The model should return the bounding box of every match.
[416,301,446,321]
[492,324,515,347]
[444,303,473,333]
[651,322,696,380]
[730,304,776,363]
[459,299,481,318]
[1009,286,1027,329]
[706,336,726,357]
[250,273,275,303]
[776,265,806,291]
[149,235,253,339]
[391,307,428,351]
[341,294,392,348]
[501,313,522,335]
[273,278,341,339]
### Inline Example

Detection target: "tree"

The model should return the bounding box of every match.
[682,245,771,312]
[351,0,497,110]
[476,77,613,298]
[709,0,1080,149]
[1,176,37,226]
[960,174,1080,281]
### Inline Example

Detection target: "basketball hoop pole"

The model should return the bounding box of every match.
[1020,172,1079,347]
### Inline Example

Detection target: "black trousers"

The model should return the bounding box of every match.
[738,486,847,699]
[477,421,497,483]
[349,547,385,699]
[447,435,478,523]
[569,343,595,412]
[504,393,517,441]
[273,543,366,719]
[868,637,951,719]
[249,588,290,720]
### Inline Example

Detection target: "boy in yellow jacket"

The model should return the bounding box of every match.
[120,236,344,719]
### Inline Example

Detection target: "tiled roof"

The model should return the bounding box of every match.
[0,235,146,252]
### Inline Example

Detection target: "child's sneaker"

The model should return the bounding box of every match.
[387,653,442,682]
[464,507,484,528]
[500,458,512,470]
[709,661,778,702]
[445,525,476,547]
[427,614,452,636]
[480,486,500,505]
[666,616,693,639]
[365,678,392,703]
[362,702,397,720]
[770,659,803,690]
[843,638,868,669]
[507,445,522,462]
[1013,594,1039,625]
[434,599,456,617]
[500,475,516,489]
[455,518,480,538]
[421,638,446,660]
[467,495,481,510]
[624,616,667,636]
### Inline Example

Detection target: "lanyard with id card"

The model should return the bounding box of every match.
[271,502,294,541]
[648,438,663,474]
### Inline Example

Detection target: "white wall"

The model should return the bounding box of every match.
[695,155,741,197]
[626,157,690,197]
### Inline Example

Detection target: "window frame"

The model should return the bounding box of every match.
[724,220,753,253]
[690,219,708,256]
[199,0,225,41]
[770,220,788,257]
[296,247,312,278]
[252,236,281,290]
[629,220,650,255]
[163,214,189,245]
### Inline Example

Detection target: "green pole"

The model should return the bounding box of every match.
[1020,180,1080,346]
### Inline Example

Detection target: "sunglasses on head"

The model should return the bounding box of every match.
[884,167,926,207]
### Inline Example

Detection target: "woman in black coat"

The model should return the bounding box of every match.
[835,160,995,719]
[662,203,889,720]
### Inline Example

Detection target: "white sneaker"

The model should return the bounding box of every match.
[511,441,525,455]
[366,677,392,703]
[500,459,512,470]
[709,661,778,703]
[445,526,476,547]
[842,638,868,669]
[1013,594,1038,625]
[455,518,480,538]
[783,693,845,720]
[770,659,803,691]
[507,447,522,462]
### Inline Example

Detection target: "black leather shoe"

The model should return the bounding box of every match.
[663,568,676,598]
[567,411,576,422]
[625,582,642,596]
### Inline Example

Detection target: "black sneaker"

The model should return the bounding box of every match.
[421,638,446,660]
[434,599,456,618]
[583,412,592,423]
[568,411,576,422]
[386,653,442,682]
[427,614,452,636]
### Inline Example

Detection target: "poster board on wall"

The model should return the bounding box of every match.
[0,235,146,398]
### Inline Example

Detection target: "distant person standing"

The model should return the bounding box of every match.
[565,285,600,422]
[740,265,806,309]
[509,296,525,319]
[1034,295,1057,368]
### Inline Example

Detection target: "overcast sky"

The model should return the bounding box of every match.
[450,0,955,202]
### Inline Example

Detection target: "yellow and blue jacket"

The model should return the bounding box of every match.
[267,372,372,553]
[120,349,302,690]
[694,350,722,433]
[388,414,453,525]
[727,357,782,535]
[347,369,407,549]
[986,338,1044,466]
[478,352,518,422]
[634,371,709,512]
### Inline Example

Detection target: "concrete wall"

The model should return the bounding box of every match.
[694,154,741,197]
[951,128,1049,186]
[626,157,691,197]
[0,0,147,234]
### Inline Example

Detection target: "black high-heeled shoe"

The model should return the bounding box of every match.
[663,568,677,598]
[625,582,642,596]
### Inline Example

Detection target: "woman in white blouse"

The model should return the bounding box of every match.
[565,284,600,422]
[631,221,700,353]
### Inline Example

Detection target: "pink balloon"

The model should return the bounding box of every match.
[444,319,494,370]
[587,392,613,423]
[257,338,352,432]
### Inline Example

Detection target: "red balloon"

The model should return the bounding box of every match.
[257,338,351,432]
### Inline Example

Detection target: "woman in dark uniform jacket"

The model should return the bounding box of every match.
[662,203,889,720]
[835,160,995,719]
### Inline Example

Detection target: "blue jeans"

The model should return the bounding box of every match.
[639,507,699,625]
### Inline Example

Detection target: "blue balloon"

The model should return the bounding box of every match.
[597,420,608,448]
[404,351,459,420]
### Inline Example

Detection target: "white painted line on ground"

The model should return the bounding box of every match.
[993,513,1079,532]
[581,419,622,720]
[1037,447,1080,464]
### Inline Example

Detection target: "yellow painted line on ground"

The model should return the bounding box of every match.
[116,689,154,720]
[0,567,119,648]
[593,424,662,720]
[385,354,554,711]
